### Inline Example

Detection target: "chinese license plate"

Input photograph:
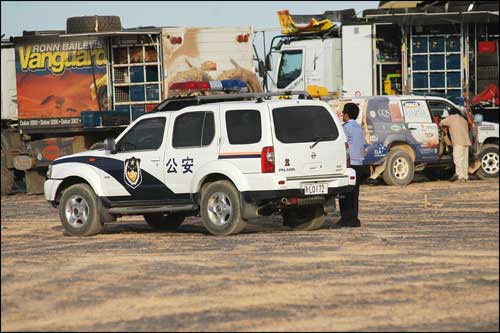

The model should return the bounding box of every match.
[303,183,328,195]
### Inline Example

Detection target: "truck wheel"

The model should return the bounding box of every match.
[200,180,246,236]
[1,149,14,196]
[66,15,121,34]
[59,183,104,236]
[476,144,499,179]
[144,212,185,231]
[282,205,325,231]
[382,149,415,186]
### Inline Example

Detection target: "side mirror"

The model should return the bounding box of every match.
[474,113,483,126]
[104,138,116,154]
[265,53,273,71]
[257,59,266,78]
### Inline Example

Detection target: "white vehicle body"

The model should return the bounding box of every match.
[45,98,356,236]
[267,24,371,98]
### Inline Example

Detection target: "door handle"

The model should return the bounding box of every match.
[151,158,160,162]
[409,127,417,130]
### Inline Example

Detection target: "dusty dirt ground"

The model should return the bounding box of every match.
[1,178,499,332]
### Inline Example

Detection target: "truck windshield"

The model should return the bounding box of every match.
[272,105,339,143]
[277,50,303,89]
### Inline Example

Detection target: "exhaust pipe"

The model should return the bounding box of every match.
[281,197,289,205]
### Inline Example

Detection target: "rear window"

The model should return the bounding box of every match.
[226,110,261,144]
[272,106,339,143]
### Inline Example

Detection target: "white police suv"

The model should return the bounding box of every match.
[45,91,356,236]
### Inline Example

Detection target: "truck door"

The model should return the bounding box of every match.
[105,116,170,202]
[275,49,306,92]
[401,100,439,161]
[164,105,219,196]
[342,25,374,97]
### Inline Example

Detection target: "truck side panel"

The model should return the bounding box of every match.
[162,27,260,97]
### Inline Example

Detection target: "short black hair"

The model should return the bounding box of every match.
[343,103,359,120]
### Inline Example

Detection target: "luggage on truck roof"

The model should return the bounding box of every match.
[277,10,336,35]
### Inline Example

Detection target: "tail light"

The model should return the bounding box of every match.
[261,146,275,173]
[345,142,351,168]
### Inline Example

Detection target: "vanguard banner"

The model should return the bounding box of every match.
[15,37,109,128]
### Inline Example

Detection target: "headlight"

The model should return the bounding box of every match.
[46,165,53,179]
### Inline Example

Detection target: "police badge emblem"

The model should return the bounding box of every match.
[124,157,142,189]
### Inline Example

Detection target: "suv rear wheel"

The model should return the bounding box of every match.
[282,205,325,231]
[383,149,415,186]
[476,144,499,179]
[201,180,246,236]
[144,212,185,231]
[59,183,104,236]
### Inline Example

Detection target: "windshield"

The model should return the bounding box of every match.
[272,105,339,143]
[277,50,303,89]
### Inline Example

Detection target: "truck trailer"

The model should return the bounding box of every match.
[1,16,261,195]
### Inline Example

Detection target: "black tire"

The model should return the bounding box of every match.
[66,16,121,34]
[144,212,185,231]
[282,205,326,231]
[423,167,455,181]
[476,144,499,179]
[1,149,14,196]
[59,183,104,236]
[382,149,415,186]
[200,180,246,236]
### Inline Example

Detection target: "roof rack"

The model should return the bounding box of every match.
[153,91,312,112]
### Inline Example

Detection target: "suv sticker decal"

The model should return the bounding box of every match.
[124,157,142,189]
[52,156,181,201]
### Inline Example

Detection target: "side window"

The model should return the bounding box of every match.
[428,100,460,121]
[277,50,303,89]
[401,100,432,123]
[117,117,166,152]
[172,112,215,148]
[226,110,261,144]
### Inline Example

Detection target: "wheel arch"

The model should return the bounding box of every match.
[387,141,416,161]
[191,161,250,195]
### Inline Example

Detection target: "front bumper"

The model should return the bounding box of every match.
[44,178,63,202]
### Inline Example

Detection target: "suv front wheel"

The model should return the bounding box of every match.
[282,205,325,231]
[59,183,104,236]
[200,180,246,236]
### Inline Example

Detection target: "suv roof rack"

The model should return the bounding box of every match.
[152,90,312,112]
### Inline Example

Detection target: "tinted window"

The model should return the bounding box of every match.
[277,50,303,89]
[117,117,166,152]
[427,100,461,121]
[226,110,261,144]
[273,106,339,143]
[173,112,215,148]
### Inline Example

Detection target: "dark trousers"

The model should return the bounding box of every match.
[339,165,364,223]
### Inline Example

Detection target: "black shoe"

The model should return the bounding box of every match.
[366,178,378,186]
[332,218,346,228]
[449,175,459,182]
[343,220,361,227]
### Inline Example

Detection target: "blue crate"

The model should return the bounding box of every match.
[446,72,461,88]
[429,37,444,53]
[131,105,146,120]
[101,111,130,126]
[430,55,444,70]
[412,37,427,53]
[81,111,101,127]
[413,73,428,89]
[430,73,445,88]
[446,55,460,70]
[412,55,428,70]
[446,36,460,52]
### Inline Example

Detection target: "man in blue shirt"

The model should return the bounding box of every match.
[337,103,366,228]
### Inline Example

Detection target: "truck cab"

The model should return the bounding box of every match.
[267,37,342,97]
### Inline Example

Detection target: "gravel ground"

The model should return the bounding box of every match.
[1,178,499,332]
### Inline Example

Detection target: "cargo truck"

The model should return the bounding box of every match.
[1,16,261,195]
